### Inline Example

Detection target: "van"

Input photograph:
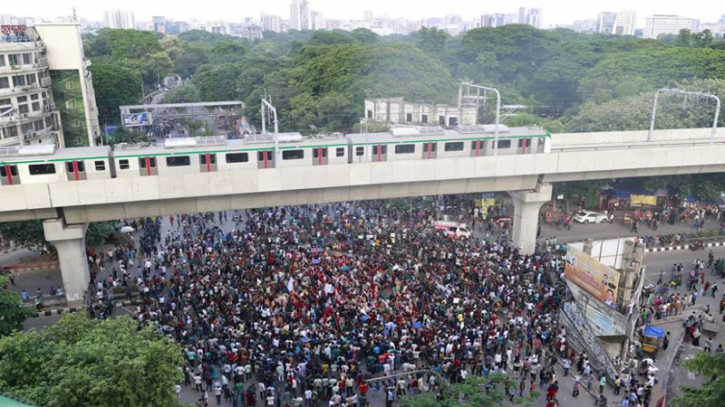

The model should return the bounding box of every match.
[434,221,471,239]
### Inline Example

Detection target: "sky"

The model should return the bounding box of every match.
[5,0,725,28]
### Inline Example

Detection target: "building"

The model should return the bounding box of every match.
[262,14,282,33]
[364,11,373,23]
[152,16,165,33]
[571,19,598,33]
[481,13,508,28]
[644,15,700,39]
[518,7,543,29]
[364,97,477,128]
[0,25,59,146]
[596,12,617,34]
[613,10,636,36]
[290,0,311,30]
[164,21,190,36]
[311,11,324,30]
[103,9,135,29]
[1,23,99,148]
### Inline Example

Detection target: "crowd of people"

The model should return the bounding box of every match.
[84,200,587,407]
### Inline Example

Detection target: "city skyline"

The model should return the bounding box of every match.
[2,0,724,28]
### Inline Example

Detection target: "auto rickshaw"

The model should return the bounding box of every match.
[640,325,664,357]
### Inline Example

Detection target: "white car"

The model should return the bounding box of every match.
[573,210,610,224]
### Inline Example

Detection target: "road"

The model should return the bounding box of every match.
[6,210,724,406]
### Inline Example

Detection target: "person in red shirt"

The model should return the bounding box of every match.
[359,383,368,397]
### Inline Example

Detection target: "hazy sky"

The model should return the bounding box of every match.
[6,0,725,27]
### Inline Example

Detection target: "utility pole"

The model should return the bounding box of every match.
[261,99,279,158]
[649,88,721,144]
[459,82,501,155]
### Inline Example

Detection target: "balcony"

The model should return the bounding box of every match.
[40,77,52,88]
[34,57,48,68]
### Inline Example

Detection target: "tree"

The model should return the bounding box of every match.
[210,41,248,64]
[414,27,449,57]
[0,275,34,338]
[89,64,143,126]
[161,84,202,104]
[110,126,147,145]
[173,44,209,78]
[85,222,116,247]
[0,314,184,407]
[0,220,47,251]
[192,63,245,101]
[674,351,725,407]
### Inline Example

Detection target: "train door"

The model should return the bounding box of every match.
[470,140,485,157]
[421,142,437,159]
[312,147,328,166]
[138,157,158,176]
[517,138,531,154]
[537,137,546,153]
[65,161,87,181]
[257,150,275,169]
[371,145,387,162]
[0,164,19,185]
[200,153,217,173]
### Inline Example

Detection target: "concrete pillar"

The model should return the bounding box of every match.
[43,219,89,306]
[509,184,552,255]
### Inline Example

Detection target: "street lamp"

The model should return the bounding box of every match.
[649,88,721,144]
[459,83,502,155]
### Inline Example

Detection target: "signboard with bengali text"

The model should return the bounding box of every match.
[565,246,620,308]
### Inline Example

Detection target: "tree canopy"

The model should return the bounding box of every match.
[0,275,34,338]
[0,314,183,407]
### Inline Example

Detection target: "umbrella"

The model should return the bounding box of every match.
[360,314,369,322]
[120,226,135,233]
[413,322,423,329]
[340,266,350,271]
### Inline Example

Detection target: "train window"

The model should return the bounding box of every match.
[65,162,85,172]
[257,151,274,161]
[119,159,130,170]
[226,153,249,163]
[355,147,364,156]
[444,142,464,152]
[395,144,415,154]
[29,163,55,175]
[423,143,437,152]
[372,145,386,155]
[139,158,157,168]
[166,156,190,167]
[0,166,18,176]
[312,148,327,158]
[95,161,106,171]
[539,137,545,145]
[497,140,511,149]
[200,154,216,165]
[282,150,304,160]
[336,148,345,157]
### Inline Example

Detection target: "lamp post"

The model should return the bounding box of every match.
[649,88,721,144]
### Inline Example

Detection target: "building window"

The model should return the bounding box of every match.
[225,152,249,163]
[22,53,32,64]
[444,142,464,152]
[448,117,458,126]
[421,114,428,124]
[366,110,373,119]
[18,105,29,114]
[65,81,74,89]
[166,156,190,167]
[355,146,364,156]
[497,140,511,149]
[282,150,304,160]
[95,161,106,171]
[45,116,54,128]
[0,78,8,89]
[12,75,26,87]
[336,147,345,157]
[8,54,20,66]
[73,119,81,127]
[0,55,5,67]
[406,113,412,123]
[30,94,39,101]
[199,154,216,165]
[0,98,10,108]
[118,159,130,170]
[312,148,327,158]
[26,73,36,84]
[21,123,33,133]
[65,99,76,109]
[29,163,56,175]
[438,116,445,125]
[33,120,44,131]
[395,144,415,154]
[32,102,40,111]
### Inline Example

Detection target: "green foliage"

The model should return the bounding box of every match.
[555,180,609,208]
[161,83,202,104]
[0,275,34,338]
[674,351,725,407]
[110,126,147,145]
[0,220,47,251]
[210,41,248,63]
[89,64,143,125]
[192,63,246,101]
[85,222,116,247]
[0,314,184,407]
[85,29,162,60]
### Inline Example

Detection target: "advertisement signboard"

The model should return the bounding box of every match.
[565,246,620,308]
[123,112,152,127]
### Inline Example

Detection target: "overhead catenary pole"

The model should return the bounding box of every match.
[459,82,501,155]
[261,99,279,158]
[649,88,721,144]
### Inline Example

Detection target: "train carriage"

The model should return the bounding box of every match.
[0,144,112,185]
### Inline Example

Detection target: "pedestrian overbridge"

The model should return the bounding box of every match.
[2,127,725,305]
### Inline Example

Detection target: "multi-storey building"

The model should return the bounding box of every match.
[290,0,311,31]
[613,10,637,36]
[103,9,136,30]
[262,14,282,33]
[0,25,59,146]
[518,7,543,29]
[644,15,700,39]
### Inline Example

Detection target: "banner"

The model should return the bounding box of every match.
[630,194,657,207]
[123,112,152,127]
[565,246,620,309]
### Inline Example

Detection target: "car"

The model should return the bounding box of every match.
[493,216,513,227]
[573,210,611,224]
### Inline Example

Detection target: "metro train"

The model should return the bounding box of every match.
[0,124,551,186]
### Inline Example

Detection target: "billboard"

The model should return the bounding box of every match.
[123,112,152,127]
[564,246,620,309]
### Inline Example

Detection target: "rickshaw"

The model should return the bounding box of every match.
[640,325,664,357]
